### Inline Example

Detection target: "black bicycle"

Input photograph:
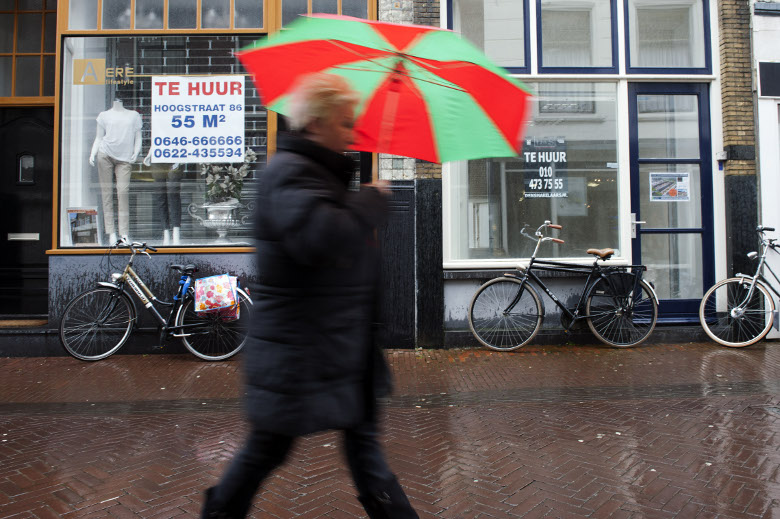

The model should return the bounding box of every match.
[59,238,252,361]
[468,221,659,350]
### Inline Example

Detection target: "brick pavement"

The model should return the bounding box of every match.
[2,342,780,518]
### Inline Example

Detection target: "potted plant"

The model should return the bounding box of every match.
[188,147,257,240]
[200,147,257,208]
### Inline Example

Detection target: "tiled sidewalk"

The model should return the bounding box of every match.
[2,342,780,518]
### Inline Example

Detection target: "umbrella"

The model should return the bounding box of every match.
[236,14,533,164]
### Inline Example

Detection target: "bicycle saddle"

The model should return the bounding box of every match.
[170,264,198,274]
[586,248,615,260]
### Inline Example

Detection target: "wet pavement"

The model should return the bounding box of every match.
[2,342,780,518]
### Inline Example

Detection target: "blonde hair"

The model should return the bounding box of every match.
[286,73,359,132]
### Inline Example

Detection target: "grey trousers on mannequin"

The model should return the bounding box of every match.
[96,150,131,237]
[204,421,418,518]
[151,167,182,231]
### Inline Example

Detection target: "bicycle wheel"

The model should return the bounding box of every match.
[175,290,252,361]
[59,288,135,361]
[468,277,543,351]
[699,278,775,348]
[586,274,658,347]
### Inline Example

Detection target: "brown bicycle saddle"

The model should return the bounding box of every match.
[586,248,615,260]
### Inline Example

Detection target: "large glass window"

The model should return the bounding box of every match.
[0,1,57,97]
[59,36,267,248]
[539,0,615,71]
[626,0,707,70]
[452,0,527,70]
[447,82,619,261]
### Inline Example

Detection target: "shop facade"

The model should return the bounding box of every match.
[440,0,737,344]
[0,0,771,352]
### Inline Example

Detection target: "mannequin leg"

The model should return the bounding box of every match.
[96,151,116,237]
[163,229,171,245]
[152,169,170,242]
[168,168,182,245]
[115,160,132,239]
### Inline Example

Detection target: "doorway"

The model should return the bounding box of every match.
[0,108,53,316]
[628,83,714,322]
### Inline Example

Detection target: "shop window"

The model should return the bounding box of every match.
[626,0,709,72]
[169,0,197,29]
[446,82,619,262]
[69,0,265,31]
[452,0,528,72]
[0,2,56,98]
[135,0,164,29]
[59,36,267,248]
[538,0,616,72]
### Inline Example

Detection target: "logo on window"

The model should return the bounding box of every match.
[73,59,136,86]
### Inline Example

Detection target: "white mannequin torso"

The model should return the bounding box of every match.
[94,99,142,162]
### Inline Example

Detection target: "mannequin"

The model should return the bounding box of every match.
[89,97,142,244]
[143,150,182,245]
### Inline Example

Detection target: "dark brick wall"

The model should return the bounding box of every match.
[718,0,758,276]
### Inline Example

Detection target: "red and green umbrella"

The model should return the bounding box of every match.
[237,14,533,164]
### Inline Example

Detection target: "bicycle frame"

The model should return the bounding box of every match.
[735,237,780,308]
[98,248,196,337]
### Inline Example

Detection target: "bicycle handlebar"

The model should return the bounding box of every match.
[113,238,156,254]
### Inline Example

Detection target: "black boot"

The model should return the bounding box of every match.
[200,487,234,519]
[358,477,419,519]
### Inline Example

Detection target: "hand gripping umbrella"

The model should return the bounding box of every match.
[237,14,533,164]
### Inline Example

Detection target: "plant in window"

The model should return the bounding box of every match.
[200,147,257,205]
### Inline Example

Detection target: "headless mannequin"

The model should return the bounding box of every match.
[90,98,142,244]
[143,150,181,245]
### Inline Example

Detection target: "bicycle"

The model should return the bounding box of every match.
[468,221,659,351]
[59,238,252,361]
[699,225,780,347]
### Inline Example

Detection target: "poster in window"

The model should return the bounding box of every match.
[650,172,690,202]
[149,75,245,164]
[523,136,568,198]
[67,207,101,245]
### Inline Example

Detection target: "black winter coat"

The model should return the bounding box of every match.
[243,133,390,436]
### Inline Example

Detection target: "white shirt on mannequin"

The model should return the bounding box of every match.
[89,99,142,164]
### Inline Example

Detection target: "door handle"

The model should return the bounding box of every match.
[631,213,646,239]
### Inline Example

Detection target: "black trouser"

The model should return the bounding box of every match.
[151,167,182,230]
[206,421,417,518]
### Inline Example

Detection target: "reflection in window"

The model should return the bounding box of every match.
[16,13,42,53]
[235,0,263,28]
[447,83,619,261]
[282,0,307,26]
[19,155,35,184]
[59,36,268,248]
[453,0,525,68]
[628,0,706,69]
[136,0,164,29]
[202,0,229,28]
[102,0,132,29]
[168,0,197,29]
[69,0,98,30]
[540,0,613,69]
[637,94,699,159]
[313,0,338,14]
[15,56,40,96]
[342,0,367,18]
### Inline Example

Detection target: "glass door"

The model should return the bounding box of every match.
[628,83,714,321]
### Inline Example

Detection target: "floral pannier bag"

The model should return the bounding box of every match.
[194,274,240,321]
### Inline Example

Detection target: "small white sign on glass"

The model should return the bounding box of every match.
[650,172,690,202]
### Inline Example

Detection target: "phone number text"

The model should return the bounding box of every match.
[153,136,243,147]
[152,147,244,159]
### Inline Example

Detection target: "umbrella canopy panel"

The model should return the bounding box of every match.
[238,15,533,163]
